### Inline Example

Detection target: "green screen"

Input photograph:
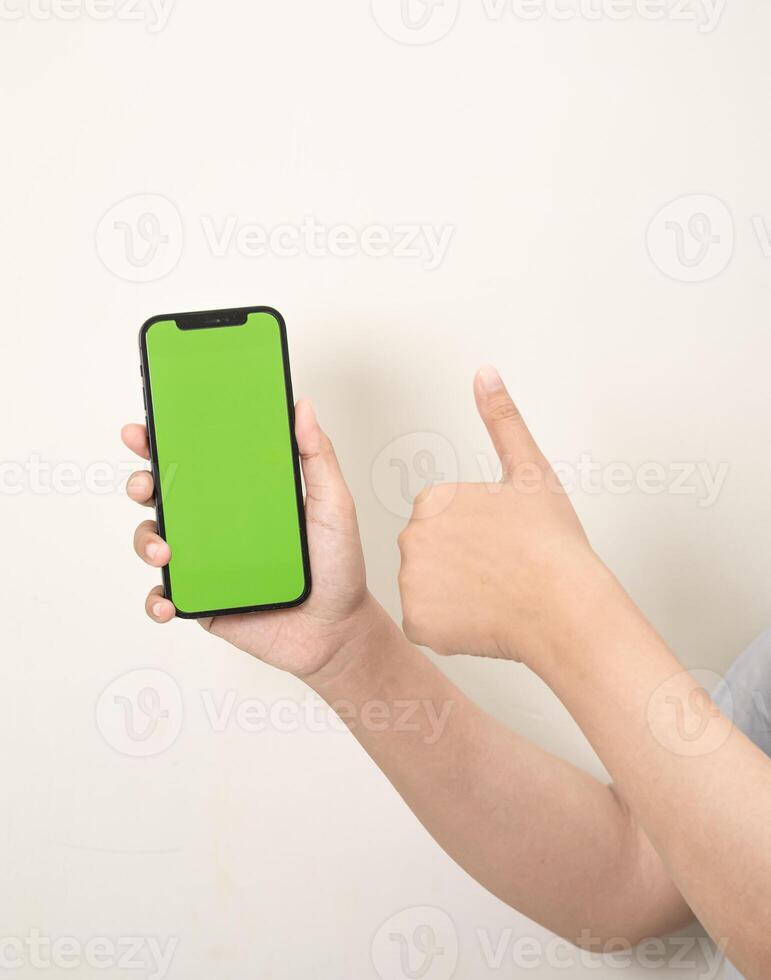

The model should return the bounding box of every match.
[143,311,308,616]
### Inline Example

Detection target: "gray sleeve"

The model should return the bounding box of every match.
[712,628,771,756]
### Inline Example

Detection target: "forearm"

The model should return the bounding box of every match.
[308,595,689,945]
[531,564,771,977]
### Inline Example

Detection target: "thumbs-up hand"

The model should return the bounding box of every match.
[397,367,602,666]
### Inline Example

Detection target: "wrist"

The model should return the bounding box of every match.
[513,551,629,676]
[301,593,396,698]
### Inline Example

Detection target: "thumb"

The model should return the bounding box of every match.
[294,399,353,513]
[474,366,545,480]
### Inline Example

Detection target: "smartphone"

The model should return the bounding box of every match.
[139,306,311,619]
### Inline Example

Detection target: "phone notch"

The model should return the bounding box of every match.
[175,309,249,330]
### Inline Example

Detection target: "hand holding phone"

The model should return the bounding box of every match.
[124,307,376,679]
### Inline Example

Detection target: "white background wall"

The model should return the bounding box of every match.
[1,0,769,977]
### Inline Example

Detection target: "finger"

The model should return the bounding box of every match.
[133,519,171,567]
[126,470,155,507]
[145,585,176,623]
[474,366,546,480]
[294,399,351,509]
[121,423,150,461]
